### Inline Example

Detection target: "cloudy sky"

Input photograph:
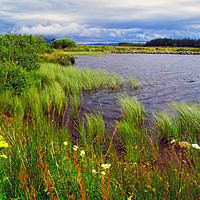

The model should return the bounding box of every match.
[1,0,200,43]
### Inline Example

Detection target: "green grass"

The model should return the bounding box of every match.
[65,51,107,56]
[63,44,200,55]
[1,63,200,199]
[117,95,148,163]
[154,110,181,141]
[128,76,141,89]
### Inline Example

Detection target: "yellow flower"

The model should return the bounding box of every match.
[0,141,8,149]
[0,154,7,159]
[128,195,133,200]
[80,150,85,157]
[0,135,4,141]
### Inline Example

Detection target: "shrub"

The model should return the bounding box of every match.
[0,34,51,71]
[51,38,76,49]
[0,62,33,95]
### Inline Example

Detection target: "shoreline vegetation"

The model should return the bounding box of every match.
[0,34,200,199]
[64,44,200,55]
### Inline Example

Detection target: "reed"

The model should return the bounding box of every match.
[33,63,123,94]
[70,93,82,120]
[117,94,144,128]
[172,103,200,143]
[154,110,181,141]
[117,94,147,163]
[1,62,200,199]
[128,76,140,89]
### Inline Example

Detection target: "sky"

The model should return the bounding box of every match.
[1,0,200,44]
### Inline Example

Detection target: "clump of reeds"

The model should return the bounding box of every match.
[154,110,181,141]
[128,76,140,89]
[117,94,147,162]
[79,113,105,157]
[33,63,124,95]
[70,93,83,120]
[172,103,200,143]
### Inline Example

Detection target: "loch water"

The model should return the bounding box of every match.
[75,54,200,121]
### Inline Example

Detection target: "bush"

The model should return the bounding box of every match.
[0,62,33,95]
[51,38,76,49]
[0,34,51,71]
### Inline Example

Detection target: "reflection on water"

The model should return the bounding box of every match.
[75,54,200,120]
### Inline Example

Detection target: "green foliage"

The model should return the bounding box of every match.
[0,62,33,95]
[51,38,76,49]
[145,38,200,47]
[0,34,51,71]
[119,42,144,47]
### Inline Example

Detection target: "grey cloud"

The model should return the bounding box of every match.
[1,0,200,43]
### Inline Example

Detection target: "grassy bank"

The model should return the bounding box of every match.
[0,34,200,199]
[64,44,200,55]
[0,61,200,199]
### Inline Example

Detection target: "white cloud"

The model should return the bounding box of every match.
[17,23,85,36]
[1,0,200,42]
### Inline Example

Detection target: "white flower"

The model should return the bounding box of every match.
[170,139,176,144]
[92,169,97,175]
[73,145,79,151]
[191,144,200,150]
[63,141,68,146]
[80,150,85,157]
[101,164,111,170]
[101,171,106,176]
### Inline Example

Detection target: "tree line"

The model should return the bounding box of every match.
[145,38,200,47]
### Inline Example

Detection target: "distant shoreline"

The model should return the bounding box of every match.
[64,44,200,56]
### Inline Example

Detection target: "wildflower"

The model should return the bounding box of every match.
[101,171,106,176]
[63,141,68,146]
[191,144,200,150]
[0,154,7,159]
[73,145,78,151]
[92,169,97,175]
[170,139,176,144]
[0,141,8,149]
[101,164,111,170]
[80,150,85,157]
[128,195,133,200]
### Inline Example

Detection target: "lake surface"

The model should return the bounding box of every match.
[75,54,200,121]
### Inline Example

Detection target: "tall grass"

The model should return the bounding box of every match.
[154,110,181,141]
[117,94,148,163]
[33,63,124,95]
[79,113,105,157]
[128,76,140,89]
[1,63,200,199]
[172,103,200,143]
